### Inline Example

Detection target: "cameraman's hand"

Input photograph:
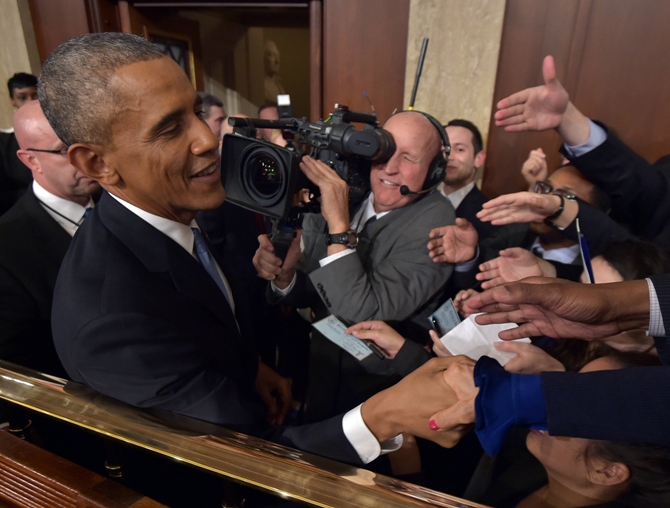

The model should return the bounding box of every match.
[299,156,350,234]
[253,232,302,289]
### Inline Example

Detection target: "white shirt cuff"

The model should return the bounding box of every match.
[319,248,356,268]
[342,404,403,464]
[270,271,297,296]
[646,278,666,337]
[455,245,480,272]
[562,119,607,158]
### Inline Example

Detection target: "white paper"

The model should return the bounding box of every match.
[312,315,373,361]
[439,314,530,365]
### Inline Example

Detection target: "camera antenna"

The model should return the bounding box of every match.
[363,91,377,117]
[408,37,429,110]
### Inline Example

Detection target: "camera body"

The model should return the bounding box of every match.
[220,105,395,221]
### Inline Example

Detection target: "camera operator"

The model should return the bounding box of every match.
[253,111,457,422]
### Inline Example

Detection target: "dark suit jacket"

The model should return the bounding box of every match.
[0,187,70,377]
[540,274,670,446]
[0,132,32,216]
[562,123,670,248]
[454,185,498,243]
[52,192,362,464]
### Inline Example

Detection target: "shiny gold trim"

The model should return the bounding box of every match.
[0,363,489,508]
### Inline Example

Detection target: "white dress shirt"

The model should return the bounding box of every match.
[33,181,94,237]
[440,181,475,210]
[109,193,394,463]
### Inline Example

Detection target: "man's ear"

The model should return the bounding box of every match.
[587,459,630,487]
[68,144,120,186]
[16,150,41,175]
[474,150,486,169]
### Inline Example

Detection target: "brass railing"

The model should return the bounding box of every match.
[0,361,488,507]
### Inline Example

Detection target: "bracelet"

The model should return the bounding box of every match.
[545,193,565,222]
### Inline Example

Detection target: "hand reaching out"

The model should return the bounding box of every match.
[494,56,569,133]
[477,191,561,226]
[454,289,480,317]
[494,341,565,374]
[477,248,557,289]
[255,361,292,425]
[428,218,479,263]
[521,148,548,187]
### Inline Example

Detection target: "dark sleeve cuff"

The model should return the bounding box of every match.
[474,356,548,456]
[389,339,430,377]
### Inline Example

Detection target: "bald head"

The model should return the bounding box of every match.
[13,100,54,149]
[14,100,99,206]
[384,111,442,162]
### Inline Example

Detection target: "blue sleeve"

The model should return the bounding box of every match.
[473,356,547,456]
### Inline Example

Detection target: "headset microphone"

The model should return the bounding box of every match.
[399,184,439,196]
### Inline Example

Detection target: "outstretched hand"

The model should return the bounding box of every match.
[494,341,565,374]
[477,248,557,289]
[494,55,569,132]
[462,278,651,341]
[477,192,561,225]
[428,218,479,263]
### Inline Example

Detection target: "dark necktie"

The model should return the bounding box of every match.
[82,207,93,220]
[192,227,234,310]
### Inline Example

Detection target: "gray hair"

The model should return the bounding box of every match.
[197,92,224,119]
[38,32,165,146]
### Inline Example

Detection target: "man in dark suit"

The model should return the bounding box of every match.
[45,32,464,466]
[0,73,38,215]
[0,100,98,377]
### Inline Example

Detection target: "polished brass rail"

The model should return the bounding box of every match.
[0,361,488,508]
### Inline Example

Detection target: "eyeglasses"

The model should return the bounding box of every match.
[27,146,69,157]
[534,180,576,200]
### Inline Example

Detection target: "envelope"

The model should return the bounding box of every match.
[440,314,530,365]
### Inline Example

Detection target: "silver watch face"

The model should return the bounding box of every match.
[347,231,359,248]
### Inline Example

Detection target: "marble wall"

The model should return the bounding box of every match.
[404,0,506,149]
[0,0,41,130]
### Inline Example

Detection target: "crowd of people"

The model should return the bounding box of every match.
[1,34,669,507]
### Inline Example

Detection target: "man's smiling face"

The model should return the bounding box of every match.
[99,57,224,223]
[369,112,439,213]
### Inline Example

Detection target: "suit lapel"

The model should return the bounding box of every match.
[97,192,241,337]
[21,189,72,266]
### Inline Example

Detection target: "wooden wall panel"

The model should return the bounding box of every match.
[28,0,90,62]
[322,0,409,123]
[483,0,670,198]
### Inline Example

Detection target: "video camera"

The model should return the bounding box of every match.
[220,104,396,226]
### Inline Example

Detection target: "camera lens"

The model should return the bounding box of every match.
[241,147,287,205]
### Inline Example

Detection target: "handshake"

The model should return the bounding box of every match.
[361,355,478,449]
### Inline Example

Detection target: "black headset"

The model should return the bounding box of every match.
[395,111,451,192]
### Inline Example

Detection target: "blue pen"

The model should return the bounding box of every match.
[576,219,595,283]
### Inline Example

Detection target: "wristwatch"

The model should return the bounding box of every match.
[326,229,358,248]
[545,193,565,222]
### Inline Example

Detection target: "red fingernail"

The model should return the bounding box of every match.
[429,419,439,431]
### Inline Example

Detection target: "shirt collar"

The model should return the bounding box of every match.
[351,193,392,232]
[440,181,475,210]
[109,193,197,255]
[530,237,581,264]
[33,180,93,223]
